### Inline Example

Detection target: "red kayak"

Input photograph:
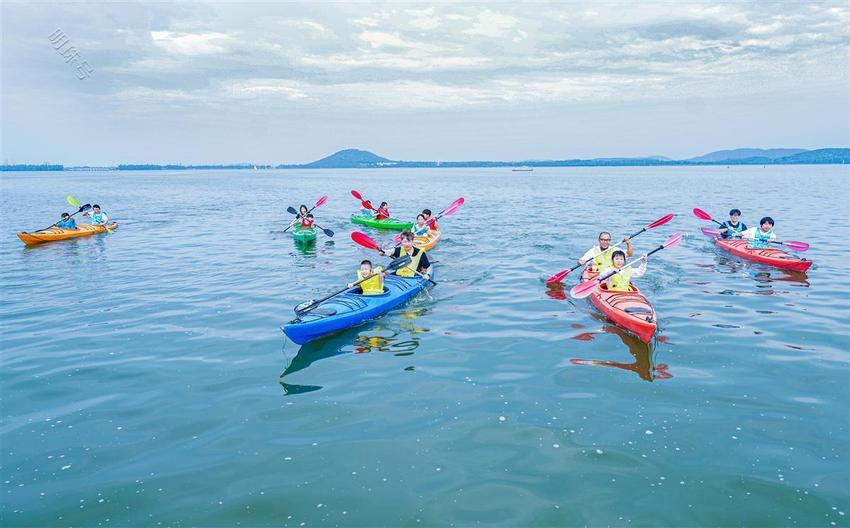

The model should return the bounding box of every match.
[714,238,812,272]
[581,269,657,344]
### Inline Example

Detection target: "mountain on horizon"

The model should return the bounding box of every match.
[302,149,394,168]
[687,148,807,163]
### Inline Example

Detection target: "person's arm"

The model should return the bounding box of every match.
[624,236,633,257]
[769,231,777,242]
[101,212,109,223]
[578,247,595,266]
[736,227,756,239]
[631,257,647,278]
[382,247,399,258]
[418,251,431,273]
[82,211,91,217]
[718,222,729,234]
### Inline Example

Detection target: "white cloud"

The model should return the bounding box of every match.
[464,10,518,37]
[225,79,308,100]
[150,31,232,55]
[407,7,441,30]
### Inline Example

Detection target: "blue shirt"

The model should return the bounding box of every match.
[57,218,76,229]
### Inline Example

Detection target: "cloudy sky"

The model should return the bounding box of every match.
[1,2,848,165]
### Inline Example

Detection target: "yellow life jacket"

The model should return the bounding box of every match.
[357,266,384,295]
[607,266,633,292]
[592,245,614,272]
[396,248,424,277]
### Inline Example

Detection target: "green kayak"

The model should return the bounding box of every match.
[350,214,413,231]
[292,225,317,243]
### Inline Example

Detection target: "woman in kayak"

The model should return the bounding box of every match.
[374,202,390,220]
[300,213,315,228]
[733,217,776,249]
[56,212,77,229]
[383,231,431,280]
[412,214,430,237]
[718,208,747,239]
[422,208,438,230]
[348,260,386,295]
[601,250,647,292]
[288,205,310,229]
[578,232,633,272]
[83,204,109,226]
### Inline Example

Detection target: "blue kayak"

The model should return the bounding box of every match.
[282,267,435,345]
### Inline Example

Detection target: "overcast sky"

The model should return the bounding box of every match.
[1,2,848,165]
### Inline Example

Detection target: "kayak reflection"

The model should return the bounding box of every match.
[280,309,430,395]
[712,255,810,288]
[569,320,671,382]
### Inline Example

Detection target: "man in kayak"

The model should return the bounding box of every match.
[718,208,747,239]
[601,250,647,292]
[56,212,77,229]
[383,231,431,280]
[578,232,633,272]
[422,208,438,230]
[733,216,776,249]
[83,204,109,226]
[348,260,386,295]
[374,202,390,220]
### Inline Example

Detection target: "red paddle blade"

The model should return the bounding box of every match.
[700,227,720,237]
[646,213,674,229]
[662,231,684,249]
[782,240,809,252]
[441,199,465,217]
[692,208,713,221]
[570,278,599,299]
[361,201,374,210]
[315,195,328,208]
[351,190,363,200]
[546,268,572,284]
[351,231,381,251]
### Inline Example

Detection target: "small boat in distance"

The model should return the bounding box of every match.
[511,167,533,172]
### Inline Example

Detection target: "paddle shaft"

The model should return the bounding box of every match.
[34,205,90,233]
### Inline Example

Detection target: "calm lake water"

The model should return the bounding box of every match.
[1,166,848,526]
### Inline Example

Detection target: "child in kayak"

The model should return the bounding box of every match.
[601,250,647,292]
[289,205,309,228]
[412,214,430,237]
[56,213,77,229]
[83,204,109,226]
[578,232,633,272]
[383,231,431,280]
[360,200,373,216]
[422,208,438,230]
[374,202,390,220]
[718,208,747,239]
[347,260,386,295]
[733,216,776,249]
[301,213,315,228]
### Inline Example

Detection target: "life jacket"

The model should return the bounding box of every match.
[721,221,744,239]
[300,218,313,227]
[396,248,423,277]
[357,266,384,295]
[90,212,105,225]
[607,266,633,292]
[591,245,614,272]
[749,228,773,249]
[376,208,390,220]
[413,224,429,237]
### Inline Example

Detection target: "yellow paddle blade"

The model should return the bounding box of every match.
[66,195,80,207]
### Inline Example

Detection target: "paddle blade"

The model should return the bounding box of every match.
[351,231,381,251]
[287,206,298,215]
[322,227,335,237]
[441,198,465,217]
[315,195,328,208]
[781,240,809,252]
[647,213,674,229]
[66,195,80,207]
[386,255,412,272]
[700,227,720,237]
[351,190,363,200]
[80,204,92,212]
[361,201,374,210]
[662,231,684,249]
[692,208,713,221]
[569,278,599,299]
[546,268,572,284]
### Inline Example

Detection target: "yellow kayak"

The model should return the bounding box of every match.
[415,229,440,250]
[17,223,119,246]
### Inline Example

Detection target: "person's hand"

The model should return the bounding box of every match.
[642,254,648,261]
[623,236,631,243]
[347,282,354,289]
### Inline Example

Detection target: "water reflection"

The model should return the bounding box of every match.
[713,255,810,287]
[280,308,430,395]
[569,321,671,382]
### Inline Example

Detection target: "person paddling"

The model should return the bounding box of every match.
[300,213,315,228]
[412,214,430,237]
[383,231,431,280]
[288,204,309,229]
[347,260,386,295]
[733,216,776,249]
[578,232,633,272]
[56,212,77,229]
[374,202,390,220]
[718,208,747,239]
[360,200,373,216]
[422,208,438,230]
[600,250,647,291]
[83,204,109,226]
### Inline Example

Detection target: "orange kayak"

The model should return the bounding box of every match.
[415,230,440,251]
[581,269,656,344]
[17,223,119,246]
[714,238,812,272]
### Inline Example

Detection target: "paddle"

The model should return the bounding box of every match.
[34,195,92,232]
[283,195,329,233]
[692,207,724,227]
[351,231,436,285]
[546,213,675,284]
[570,231,683,299]
[351,190,375,211]
[700,227,808,251]
[293,255,412,316]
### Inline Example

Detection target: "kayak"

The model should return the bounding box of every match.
[415,229,441,251]
[282,266,435,345]
[292,225,317,243]
[351,214,413,231]
[714,238,812,272]
[17,222,119,246]
[581,269,656,344]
